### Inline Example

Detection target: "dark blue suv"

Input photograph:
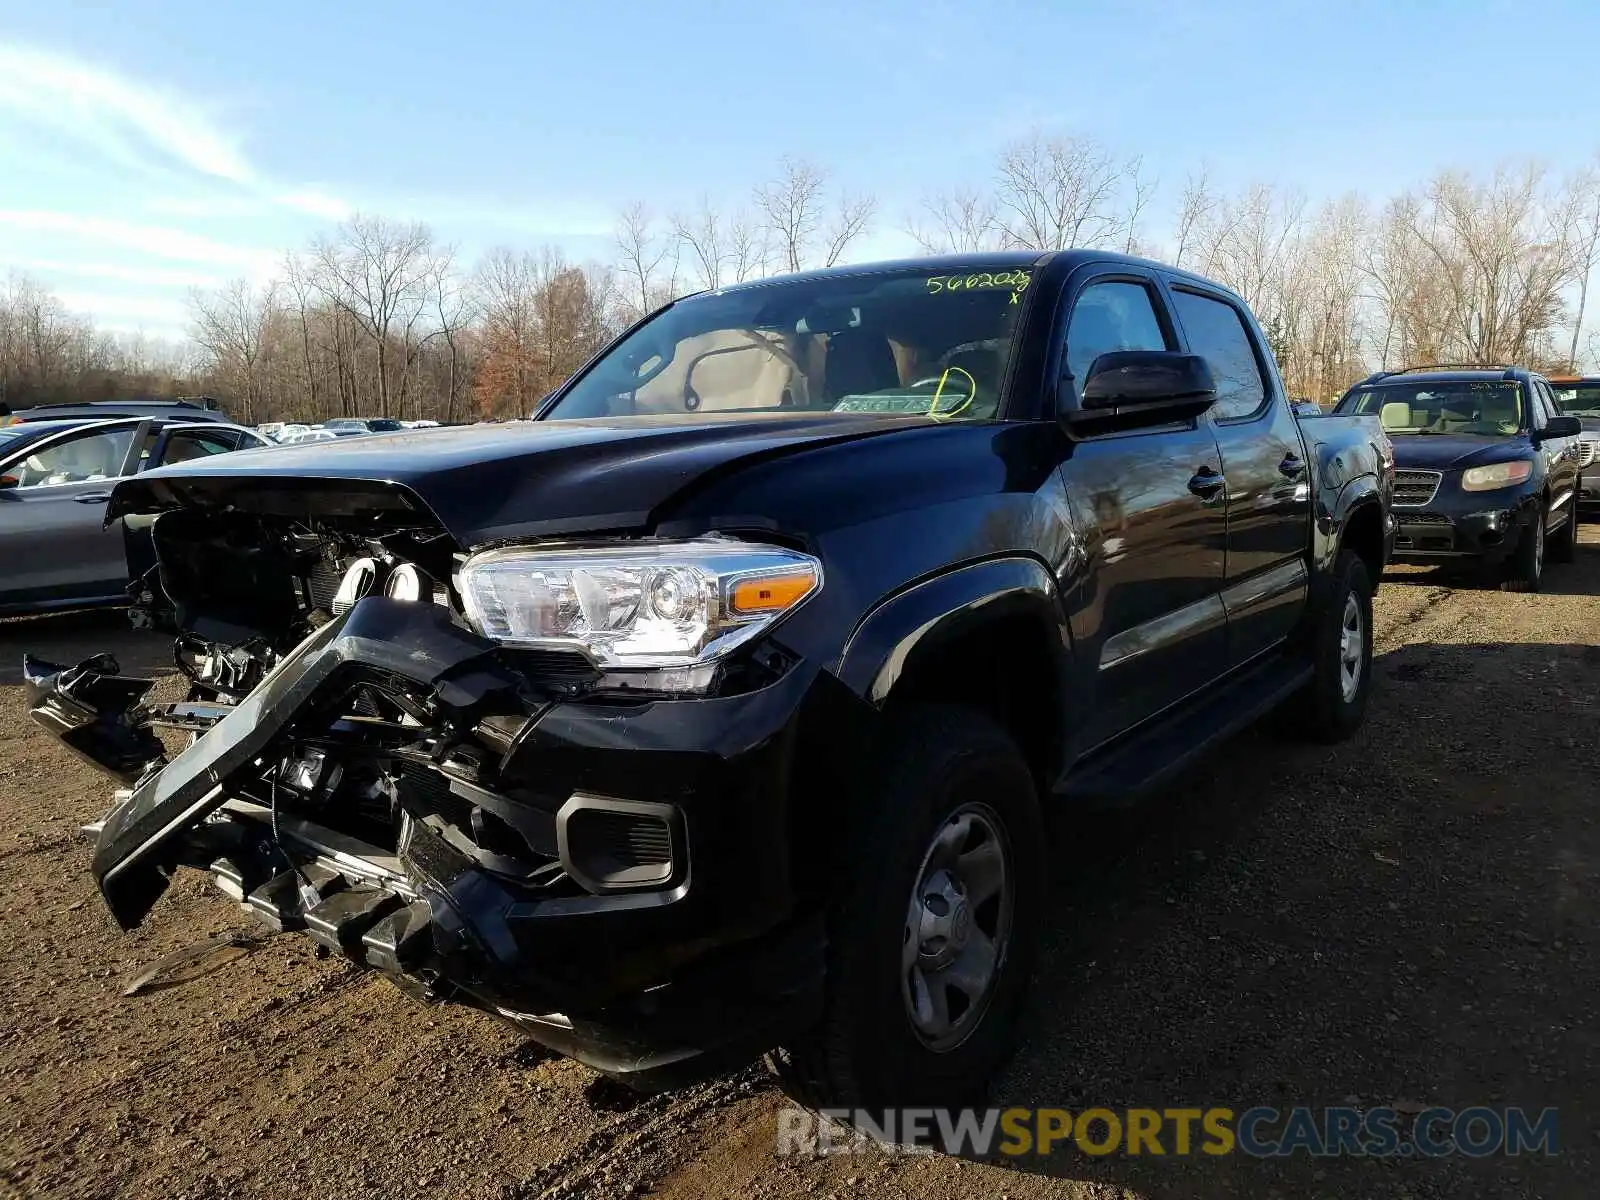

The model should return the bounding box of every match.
[1332,365,1583,591]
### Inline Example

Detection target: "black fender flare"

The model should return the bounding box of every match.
[833,556,1071,706]
[1311,474,1385,608]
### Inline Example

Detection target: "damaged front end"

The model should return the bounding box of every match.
[26,502,831,1089]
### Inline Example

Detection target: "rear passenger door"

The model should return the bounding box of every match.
[1533,379,1580,530]
[1052,268,1230,748]
[1166,282,1312,665]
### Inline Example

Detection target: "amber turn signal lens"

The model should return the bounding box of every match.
[729,570,816,614]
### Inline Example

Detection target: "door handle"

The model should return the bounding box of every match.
[1278,452,1306,478]
[72,493,113,504]
[1187,468,1226,502]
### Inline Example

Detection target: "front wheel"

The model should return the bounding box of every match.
[1501,508,1545,592]
[768,705,1045,1111]
[1549,501,1578,565]
[1279,548,1374,743]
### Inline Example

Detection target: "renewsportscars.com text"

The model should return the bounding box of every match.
[776,1105,1559,1160]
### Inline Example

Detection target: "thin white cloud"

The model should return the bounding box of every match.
[6,257,232,289]
[0,210,276,272]
[0,44,253,184]
[0,42,355,223]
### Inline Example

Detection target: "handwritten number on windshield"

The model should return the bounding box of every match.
[927,271,1030,305]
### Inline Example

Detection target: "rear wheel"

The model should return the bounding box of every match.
[768,705,1044,1110]
[1279,548,1373,743]
[1502,507,1545,592]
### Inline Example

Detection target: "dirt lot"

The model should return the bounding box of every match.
[2,531,1598,1200]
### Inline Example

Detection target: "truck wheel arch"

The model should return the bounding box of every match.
[833,557,1071,786]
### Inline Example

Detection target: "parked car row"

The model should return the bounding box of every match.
[259,417,440,444]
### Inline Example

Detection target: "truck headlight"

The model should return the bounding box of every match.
[1461,461,1532,492]
[456,538,821,671]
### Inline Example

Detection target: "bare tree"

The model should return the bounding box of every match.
[188,278,280,423]
[428,248,472,423]
[615,202,677,319]
[993,131,1132,250]
[673,198,726,291]
[755,158,828,272]
[906,187,1001,254]
[726,211,767,283]
[822,192,876,267]
[1557,162,1600,371]
[1171,167,1217,269]
[309,213,436,416]
[1122,157,1157,255]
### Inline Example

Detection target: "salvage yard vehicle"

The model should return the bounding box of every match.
[0,397,230,427]
[0,416,272,615]
[1548,375,1600,517]
[25,250,1393,1109]
[1332,365,1583,590]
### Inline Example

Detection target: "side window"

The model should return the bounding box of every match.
[156,431,238,467]
[1535,380,1558,425]
[9,428,134,488]
[1062,280,1170,399]
[1170,289,1268,422]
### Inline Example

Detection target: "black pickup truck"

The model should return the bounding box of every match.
[25,251,1393,1109]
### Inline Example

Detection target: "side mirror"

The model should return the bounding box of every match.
[1064,350,1216,430]
[1540,414,1582,438]
[1291,398,1323,417]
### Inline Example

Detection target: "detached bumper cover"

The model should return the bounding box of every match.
[84,601,523,930]
[25,596,834,1086]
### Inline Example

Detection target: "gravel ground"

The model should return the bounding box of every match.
[2,529,1597,1200]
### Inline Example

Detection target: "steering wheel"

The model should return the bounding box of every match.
[681,334,811,411]
[910,366,979,420]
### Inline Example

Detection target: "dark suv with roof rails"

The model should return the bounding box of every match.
[1332,365,1583,591]
[0,398,228,427]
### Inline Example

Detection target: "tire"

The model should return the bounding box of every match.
[1501,506,1545,592]
[1280,548,1374,744]
[768,704,1045,1111]
[1549,500,1578,565]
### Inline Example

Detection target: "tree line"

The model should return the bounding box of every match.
[4,135,1599,423]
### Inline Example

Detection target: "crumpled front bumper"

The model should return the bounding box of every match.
[24,597,834,1088]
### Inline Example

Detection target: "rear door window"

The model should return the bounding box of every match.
[156,430,240,467]
[1169,289,1269,422]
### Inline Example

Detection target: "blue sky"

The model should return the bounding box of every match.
[2,0,1598,339]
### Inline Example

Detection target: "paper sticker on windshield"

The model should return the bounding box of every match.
[927,270,1031,305]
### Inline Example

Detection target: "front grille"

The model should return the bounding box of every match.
[1394,469,1443,506]
[1398,512,1452,525]
[1579,440,1596,469]
[586,811,673,867]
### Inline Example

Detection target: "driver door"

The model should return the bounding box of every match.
[0,422,143,608]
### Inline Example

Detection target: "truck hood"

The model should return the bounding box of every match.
[108,411,934,547]
[1388,433,1533,472]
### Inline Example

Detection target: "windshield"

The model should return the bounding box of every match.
[542,265,1036,423]
[1550,383,1600,417]
[1334,380,1525,435]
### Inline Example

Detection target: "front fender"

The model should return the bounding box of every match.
[1313,472,1384,577]
[833,556,1070,705]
